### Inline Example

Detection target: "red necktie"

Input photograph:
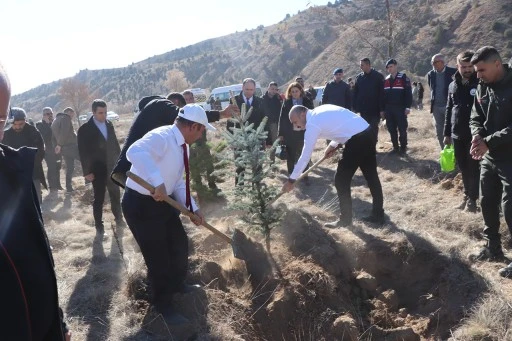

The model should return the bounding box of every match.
[182,144,192,212]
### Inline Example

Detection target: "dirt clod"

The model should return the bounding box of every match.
[332,314,359,341]
[356,271,378,293]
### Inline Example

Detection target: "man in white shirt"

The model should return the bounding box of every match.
[122,104,214,325]
[281,104,384,227]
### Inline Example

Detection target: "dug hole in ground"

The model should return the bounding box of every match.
[43,108,512,340]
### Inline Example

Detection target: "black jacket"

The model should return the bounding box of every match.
[77,117,121,178]
[3,124,47,189]
[444,71,479,141]
[0,144,66,340]
[383,72,412,110]
[36,120,54,151]
[111,96,221,187]
[470,64,512,162]
[353,69,385,115]
[427,66,457,112]
[229,92,270,144]
[322,80,351,109]
[261,91,283,123]
[278,96,314,141]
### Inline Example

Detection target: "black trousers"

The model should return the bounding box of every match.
[453,138,480,201]
[384,109,408,149]
[480,158,512,243]
[45,151,61,189]
[92,174,122,228]
[360,112,381,143]
[122,188,188,312]
[335,128,384,223]
[285,130,310,175]
[61,144,78,190]
[63,155,75,190]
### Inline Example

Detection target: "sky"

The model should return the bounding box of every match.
[2,0,323,95]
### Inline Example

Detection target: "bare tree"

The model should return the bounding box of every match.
[336,0,395,60]
[165,69,189,92]
[58,78,92,126]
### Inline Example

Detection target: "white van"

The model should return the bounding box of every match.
[205,83,263,110]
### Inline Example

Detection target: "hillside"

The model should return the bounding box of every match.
[12,0,512,117]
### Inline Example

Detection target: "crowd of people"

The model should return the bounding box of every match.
[1,45,511,334]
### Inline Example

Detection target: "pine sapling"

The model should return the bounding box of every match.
[223,102,282,251]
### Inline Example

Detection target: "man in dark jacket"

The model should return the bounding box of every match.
[3,107,47,204]
[37,107,62,192]
[383,59,412,155]
[261,81,283,162]
[78,99,123,232]
[111,95,237,187]
[427,54,457,149]
[322,68,351,109]
[0,62,70,341]
[51,107,79,192]
[353,58,385,142]
[468,47,512,270]
[229,78,271,184]
[443,50,480,213]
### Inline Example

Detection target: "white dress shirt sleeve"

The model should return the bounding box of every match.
[126,130,168,187]
[290,124,321,180]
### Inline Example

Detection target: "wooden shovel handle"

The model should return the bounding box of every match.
[267,155,328,207]
[126,171,233,245]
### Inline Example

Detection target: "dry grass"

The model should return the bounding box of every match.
[40,109,512,340]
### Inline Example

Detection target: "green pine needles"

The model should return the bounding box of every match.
[224,103,282,250]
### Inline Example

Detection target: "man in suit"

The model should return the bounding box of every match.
[36,107,62,192]
[77,99,123,232]
[229,77,271,184]
[427,53,457,149]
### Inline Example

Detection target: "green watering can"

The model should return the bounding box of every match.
[440,144,455,172]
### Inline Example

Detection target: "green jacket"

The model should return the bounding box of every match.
[470,64,512,161]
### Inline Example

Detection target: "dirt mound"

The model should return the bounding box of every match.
[224,209,489,340]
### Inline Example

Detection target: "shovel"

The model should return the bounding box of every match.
[126,171,248,261]
[267,155,328,207]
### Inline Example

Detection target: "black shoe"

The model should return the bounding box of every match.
[66,187,74,193]
[178,283,202,294]
[324,219,352,228]
[399,146,407,155]
[469,246,505,262]
[465,199,477,213]
[499,263,512,278]
[362,214,385,226]
[389,147,400,155]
